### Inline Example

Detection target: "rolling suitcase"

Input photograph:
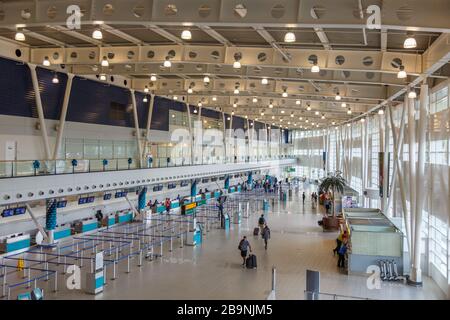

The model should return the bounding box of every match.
[246,254,257,269]
[253,227,259,236]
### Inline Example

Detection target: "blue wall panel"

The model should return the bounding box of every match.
[66,77,133,127]
[151,96,171,131]
[0,57,35,118]
[232,116,246,130]
[0,58,68,121]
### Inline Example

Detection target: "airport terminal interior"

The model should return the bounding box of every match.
[0,0,449,301]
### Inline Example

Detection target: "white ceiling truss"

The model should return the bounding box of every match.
[0,0,448,129]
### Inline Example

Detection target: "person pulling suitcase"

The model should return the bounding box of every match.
[238,236,252,267]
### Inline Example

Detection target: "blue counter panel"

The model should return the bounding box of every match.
[54,229,71,240]
[118,213,132,223]
[6,238,30,252]
[82,222,98,233]
[108,217,116,226]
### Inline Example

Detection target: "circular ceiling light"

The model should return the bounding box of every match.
[92,28,103,40]
[284,32,296,43]
[397,65,407,79]
[15,31,25,41]
[261,78,268,85]
[181,29,192,40]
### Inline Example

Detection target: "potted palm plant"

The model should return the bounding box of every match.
[319,171,346,231]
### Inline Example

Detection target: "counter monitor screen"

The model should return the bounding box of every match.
[104,193,112,201]
[1,209,15,217]
[78,197,87,205]
[87,196,95,203]
[14,207,26,215]
[57,201,67,208]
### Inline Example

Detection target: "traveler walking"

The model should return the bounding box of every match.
[337,239,348,268]
[262,224,271,250]
[302,192,306,205]
[258,214,266,233]
[238,236,252,267]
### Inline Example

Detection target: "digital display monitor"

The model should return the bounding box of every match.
[211,177,218,182]
[78,197,87,205]
[201,179,209,183]
[180,181,189,187]
[14,207,26,215]
[56,200,67,208]
[122,191,128,197]
[87,196,95,203]
[115,192,122,198]
[1,209,15,217]
[103,193,112,201]
[168,183,176,189]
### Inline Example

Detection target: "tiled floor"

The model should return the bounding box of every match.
[6,188,446,300]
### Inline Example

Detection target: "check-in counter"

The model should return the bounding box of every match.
[214,191,221,199]
[182,202,196,215]
[102,214,117,227]
[204,192,212,200]
[117,211,133,223]
[170,200,180,209]
[54,225,72,240]
[0,234,31,253]
[74,219,98,233]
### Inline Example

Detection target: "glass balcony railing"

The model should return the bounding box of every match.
[0,155,296,179]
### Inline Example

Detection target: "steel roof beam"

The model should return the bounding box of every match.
[46,25,104,46]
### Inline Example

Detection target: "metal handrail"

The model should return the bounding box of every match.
[303,290,372,300]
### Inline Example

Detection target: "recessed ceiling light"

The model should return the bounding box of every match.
[296,100,301,105]
[187,88,193,94]
[212,96,217,101]
[315,111,319,115]
[378,109,384,115]
[234,88,239,94]
[252,97,258,103]
[397,65,407,79]
[144,86,149,93]
[150,75,157,82]
[101,56,109,67]
[233,60,241,69]
[282,91,288,98]
[181,29,192,40]
[347,108,352,114]
[408,90,417,99]
[99,74,107,81]
[341,102,347,108]
[43,56,50,66]
[261,78,268,85]
[143,96,148,102]
[173,96,178,100]
[311,63,320,73]
[15,31,25,41]
[233,103,237,108]
[360,118,365,122]
[306,106,312,111]
[403,34,417,49]
[92,28,103,40]
[163,59,172,68]
[335,92,341,101]
[52,74,59,84]
[284,32,296,43]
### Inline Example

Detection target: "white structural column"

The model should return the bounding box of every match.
[185,102,194,165]
[143,94,155,163]
[387,102,411,255]
[407,92,417,258]
[145,94,155,141]
[410,83,429,286]
[336,127,341,171]
[53,73,74,160]
[222,111,227,163]
[228,114,234,162]
[130,90,143,168]
[382,110,390,213]
[28,64,52,160]
[246,119,251,161]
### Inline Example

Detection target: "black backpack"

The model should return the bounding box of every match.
[258,217,265,225]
